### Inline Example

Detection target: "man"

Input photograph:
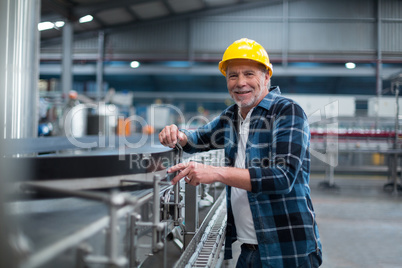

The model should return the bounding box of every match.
[159,38,322,267]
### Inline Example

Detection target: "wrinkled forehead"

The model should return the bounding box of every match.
[226,59,267,73]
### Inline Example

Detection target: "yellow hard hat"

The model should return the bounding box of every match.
[219,38,273,77]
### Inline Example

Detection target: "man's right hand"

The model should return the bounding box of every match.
[158,124,188,148]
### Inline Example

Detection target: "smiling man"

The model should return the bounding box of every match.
[226,59,269,118]
[159,38,322,268]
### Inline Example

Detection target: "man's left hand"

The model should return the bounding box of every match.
[168,162,220,186]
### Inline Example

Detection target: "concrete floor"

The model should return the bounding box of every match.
[310,174,402,268]
[227,174,402,268]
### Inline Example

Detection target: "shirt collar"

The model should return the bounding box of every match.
[254,86,281,111]
[233,86,281,123]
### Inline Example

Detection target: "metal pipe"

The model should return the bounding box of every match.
[22,183,113,203]
[376,0,383,97]
[40,55,402,65]
[393,83,399,194]
[152,174,161,252]
[96,31,105,102]
[107,191,118,266]
[174,144,183,225]
[21,205,133,268]
[0,0,40,139]
[129,213,140,267]
[0,0,13,256]
[19,185,135,268]
[0,1,40,266]
[21,183,138,209]
[282,0,289,68]
[61,21,73,105]
[375,0,383,130]
[394,84,399,150]
[41,63,390,78]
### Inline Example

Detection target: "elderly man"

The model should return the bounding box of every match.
[159,38,322,268]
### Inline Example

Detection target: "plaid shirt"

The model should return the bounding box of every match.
[181,86,322,267]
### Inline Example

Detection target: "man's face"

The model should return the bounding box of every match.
[226,59,270,114]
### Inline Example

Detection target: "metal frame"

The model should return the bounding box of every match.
[19,172,180,268]
[7,138,226,268]
[19,184,137,268]
[173,189,226,268]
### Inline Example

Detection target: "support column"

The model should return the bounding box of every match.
[96,31,105,102]
[0,1,40,266]
[0,0,40,139]
[187,19,195,66]
[282,0,289,68]
[61,21,73,105]
[376,0,383,97]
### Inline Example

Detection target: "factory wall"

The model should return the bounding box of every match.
[37,0,402,131]
[41,0,402,61]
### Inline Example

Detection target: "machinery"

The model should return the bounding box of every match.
[2,135,226,268]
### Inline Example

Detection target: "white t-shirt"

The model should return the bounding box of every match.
[231,108,258,244]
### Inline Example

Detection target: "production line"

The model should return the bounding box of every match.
[4,135,226,268]
[1,1,402,267]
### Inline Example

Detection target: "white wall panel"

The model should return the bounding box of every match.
[381,0,402,19]
[289,0,375,18]
[74,38,98,51]
[368,97,402,117]
[191,3,283,54]
[40,0,402,61]
[192,20,283,54]
[382,22,402,52]
[216,2,282,17]
[285,94,355,117]
[289,22,375,52]
[381,0,402,53]
[108,21,187,54]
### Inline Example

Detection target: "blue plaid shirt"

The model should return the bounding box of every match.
[181,86,322,267]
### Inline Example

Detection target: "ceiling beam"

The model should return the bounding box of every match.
[42,0,75,20]
[39,63,402,78]
[41,0,272,44]
[161,0,176,15]
[124,6,140,22]
[73,0,157,17]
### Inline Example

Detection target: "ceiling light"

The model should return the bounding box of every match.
[345,62,356,69]
[54,21,65,28]
[38,21,54,31]
[79,15,93,23]
[130,61,140,68]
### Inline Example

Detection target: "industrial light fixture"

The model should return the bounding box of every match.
[130,61,140,68]
[345,62,356,69]
[54,21,65,28]
[38,21,54,31]
[79,15,93,23]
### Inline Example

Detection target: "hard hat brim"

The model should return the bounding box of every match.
[219,58,273,77]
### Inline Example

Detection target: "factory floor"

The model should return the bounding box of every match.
[227,174,402,268]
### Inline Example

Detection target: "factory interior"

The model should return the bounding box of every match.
[1,0,402,267]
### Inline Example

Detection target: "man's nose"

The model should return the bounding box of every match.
[236,74,247,87]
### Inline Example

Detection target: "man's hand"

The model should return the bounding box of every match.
[168,162,221,186]
[159,124,188,148]
[168,162,252,191]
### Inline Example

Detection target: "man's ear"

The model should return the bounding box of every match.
[264,72,270,87]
